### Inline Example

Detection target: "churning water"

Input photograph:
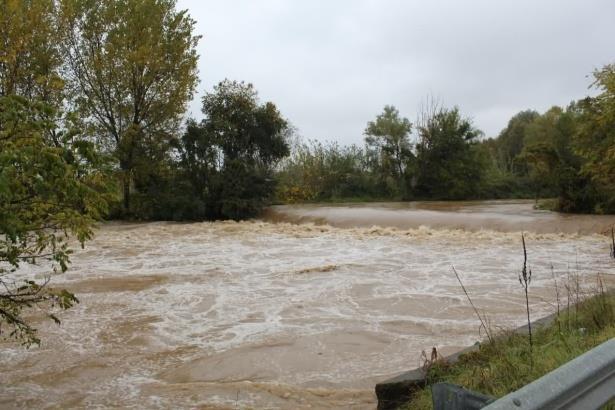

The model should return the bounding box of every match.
[1,201,614,409]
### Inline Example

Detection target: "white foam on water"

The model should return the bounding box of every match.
[1,214,614,409]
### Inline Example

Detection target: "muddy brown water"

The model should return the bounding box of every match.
[1,201,615,409]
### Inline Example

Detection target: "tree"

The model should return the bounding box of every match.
[160,81,291,220]
[0,95,112,346]
[364,105,414,194]
[201,80,290,219]
[175,119,218,207]
[573,64,615,213]
[0,0,68,147]
[495,110,539,173]
[1,0,114,346]
[415,105,485,199]
[512,105,585,204]
[0,0,61,100]
[517,142,560,201]
[60,0,200,214]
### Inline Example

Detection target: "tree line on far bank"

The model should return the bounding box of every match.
[118,63,615,220]
[3,0,612,227]
[277,67,615,215]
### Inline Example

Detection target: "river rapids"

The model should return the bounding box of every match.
[1,201,614,409]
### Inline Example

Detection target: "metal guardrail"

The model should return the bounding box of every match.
[432,383,495,410]
[431,338,615,409]
[482,337,615,410]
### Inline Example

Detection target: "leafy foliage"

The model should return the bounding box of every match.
[59,0,200,215]
[494,110,540,174]
[278,65,615,213]
[573,64,615,213]
[0,95,112,346]
[190,80,290,219]
[414,106,485,199]
[364,106,414,196]
[134,80,291,220]
[0,0,113,346]
[277,140,385,202]
[277,105,489,202]
[0,0,64,103]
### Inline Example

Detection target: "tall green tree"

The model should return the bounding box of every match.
[199,80,290,219]
[0,0,68,147]
[574,64,615,212]
[145,81,291,221]
[1,0,114,346]
[495,110,539,174]
[60,0,200,214]
[364,105,414,194]
[415,106,485,199]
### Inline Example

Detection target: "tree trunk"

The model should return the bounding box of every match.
[123,174,131,215]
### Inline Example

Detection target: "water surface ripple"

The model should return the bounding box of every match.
[1,201,614,409]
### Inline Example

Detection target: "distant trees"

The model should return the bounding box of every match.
[517,142,560,200]
[481,79,615,214]
[277,104,487,202]
[194,80,290,219]
[277,67,615,211]
[494,110,540,174]
[276,140,379,202]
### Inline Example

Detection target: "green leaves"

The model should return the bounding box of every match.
[573,64,615,212]
[364,105,414,194]
[0,94,109,346]
[60,0,200,215]
[177,80,290,220]
[415,106,485,199]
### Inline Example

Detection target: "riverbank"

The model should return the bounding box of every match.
[399,286,615,409]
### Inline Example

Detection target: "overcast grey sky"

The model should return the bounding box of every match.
[176,0,615,144]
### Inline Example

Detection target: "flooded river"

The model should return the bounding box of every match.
[1,201,614,409]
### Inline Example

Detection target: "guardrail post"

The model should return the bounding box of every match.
[431,383,494,410]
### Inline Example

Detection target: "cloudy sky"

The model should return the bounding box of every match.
[176,0,615,144]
